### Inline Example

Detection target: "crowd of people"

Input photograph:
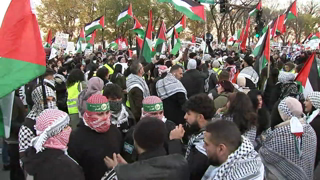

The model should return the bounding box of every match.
[2,43,320,180]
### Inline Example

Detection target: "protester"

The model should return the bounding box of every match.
[223,92,257,144]
[214,80,234,110]
[121,96,184,163]
[259,97,317,179]
[263,68,280,111]
[96,66,110,85]
[156,65,187,125]
[102,84,135,136]
[238,56,259,87]
[42,68,56,91]
[181,94,215,180]
[181,59,207,98]
[304,92,320,168]
[126,61,150,121]
[101,117,189,180]
[19,85,57,156]
[22,109,85,180]
[202,120,264,179]
[110,64,126,90]
[224,57,236,82]
[78,77,104,116]
[54,67,68,113]
[68,94,122,180]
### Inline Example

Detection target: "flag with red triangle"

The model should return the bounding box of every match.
[284,0,297,23]
[166,15,186,38]
[154,21,167,55]
[86,30,96,49]
[136,36,144,57]
[0,0,46,98]
[192,35,195,43]
[249,0,262,17]
[236,28,244,43]
[253,27,270,75]
[140,10,153,63]
[79,28,85,41]
[132,16,145,38]
[85,16,104,35]
[171,28,181,55]
[44,29,52,48]
[240,17,250,52]
[311,32,320,40]
[295,52,320,98]
[117,4,133,26]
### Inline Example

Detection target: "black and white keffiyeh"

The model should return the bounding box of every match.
[306,92,320,123]
[110,105,130,133]
[259,125,317,180]
[185,131,206,159]
[238,66,259,85]
[126,74,150,98]
[205,136,264,180]
[156,73,187,100]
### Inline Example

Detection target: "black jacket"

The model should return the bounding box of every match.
[265,82,281,112]
[128,87,144,121]
[122,119,183,163]
[310,114,320,167]
[162,92,187,125]
[115,147,189,180]
[54,74,68,113]
[68,122,122,180]
[22,147,85,180]
[181,69,207,98]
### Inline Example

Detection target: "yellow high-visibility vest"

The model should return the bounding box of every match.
[67,82,80,114]
[213,68,222,75]
[104,64,114,75]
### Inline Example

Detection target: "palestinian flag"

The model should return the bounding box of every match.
[108,41,118,49]
[166,15,186,38]
[79,27,85,41]
[136,36,144,57]
[253,27,270,75]
[302,33,313,44]
[85,16,104,35]
[76,39,83,53]
[154,21,167,55]
[192,35,195,43]
[44,29,52,48]
[240,17,250,52]
[249,0,262,17]
[311,32,320,40]
[159,0,205,22]
[236,28,245,43]
[274,14,286,36]
[198,0,215,4]
[86,30,96,49]
[0,92,14,137]
[284,0,297,22]
[117,4,133,26]
[140,10,153,63]
[171,28,181,55]
[132,16,145,38]
[229,29,241,42]
[295,52,320,98]
[0,0,46,98]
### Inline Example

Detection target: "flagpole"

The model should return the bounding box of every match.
[203,13,207,57]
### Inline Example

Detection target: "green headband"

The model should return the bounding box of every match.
[143,103,163,112]
[87,102,110,112]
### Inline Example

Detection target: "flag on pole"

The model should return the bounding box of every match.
[132,16,145,38]
[236,28,245,43]
[76,39,83,53]
[158,0,205,22]
[79,27,85,41]
[192,35,195,43]
[229,29,241,42]
[84,16,104,35]
[198,0,215,4]
[0,0,46,98]
[171,28,181,55]
[44,29,52,48]
[240,17,250,52]
[140,10,153,63]
[117,4,133,26]
[86,30,96,49]
[284,0,297,22]
[249,0,262,17]
[154,21,167,55]
[295,52,320,98]
[253,27,270,75]
[311,32,320,40]
[302,33,313,44]
[166,15,186,38]
[275,14,286,36]
[136,36,144,57]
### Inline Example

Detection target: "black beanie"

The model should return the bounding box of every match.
[133,117,166,151]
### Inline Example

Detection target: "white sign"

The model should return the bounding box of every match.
[55,32,69,49]
[66,42,75,54]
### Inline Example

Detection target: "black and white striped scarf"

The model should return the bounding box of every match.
[126,74,150,98]
[156,73,187,100]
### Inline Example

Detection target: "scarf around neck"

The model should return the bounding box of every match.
[111,105,129,127]
[156,73,187,100]
[126,74,150,98]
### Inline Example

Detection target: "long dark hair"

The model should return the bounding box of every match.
[66,69,84,88]
[111,64,123,83]
[247,89,263,111]
[226,92,257,134]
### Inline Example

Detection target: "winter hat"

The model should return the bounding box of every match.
[244,56,254,66]
[212,60,220,68]
[307,92,320,109]
[83,94,111,133]
[31,109,71,153]
[142,96,163,113]
[187,59,197,70]
[133,117,166,151]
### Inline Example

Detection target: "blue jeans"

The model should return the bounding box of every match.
[2,140,10,165]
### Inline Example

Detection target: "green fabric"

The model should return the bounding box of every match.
[198,0,215,4]
[117,14,132,26]
[0,57,45,98]
[143,103,163,112]
[214,93,229,110]
[86,102,110,112]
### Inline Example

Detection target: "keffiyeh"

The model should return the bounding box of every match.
[156,73,187,100]
[126,74,150,98]
[306,92,320,123]
[31,109,71,153]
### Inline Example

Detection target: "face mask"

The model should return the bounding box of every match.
[110,100,123,112]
